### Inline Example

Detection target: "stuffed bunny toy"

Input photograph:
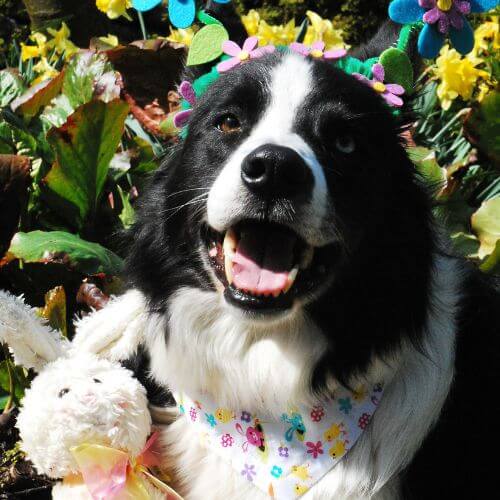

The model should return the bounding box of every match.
[0,290,180,500]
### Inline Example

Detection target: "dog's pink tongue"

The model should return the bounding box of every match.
[232,226,296,295]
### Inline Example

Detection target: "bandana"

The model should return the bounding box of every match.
[176,383,383,499]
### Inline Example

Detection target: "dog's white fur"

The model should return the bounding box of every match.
[207,54,334,247]
[73,254,460,499]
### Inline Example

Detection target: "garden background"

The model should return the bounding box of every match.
[0,0,499,496]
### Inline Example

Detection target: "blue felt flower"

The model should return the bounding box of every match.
[389,0,499,58]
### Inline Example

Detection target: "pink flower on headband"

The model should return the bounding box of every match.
[217,36,275,73]
[174,80,196,128]
[290,41,347,61]
[353,63,405,108]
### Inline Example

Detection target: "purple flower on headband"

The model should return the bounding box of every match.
[174,80,196,128]
[353,63,405,108]
[420,0,471,34]
[217,36,275,73]
[290,41,347,61]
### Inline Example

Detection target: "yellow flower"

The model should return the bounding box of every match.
[241,9,260,37]
[167,27,197,46]
[21,32,48,61]
[473,17,499,54]
[96,0,132,21]
[98,34,120,47]
[303,11,347,50]
[433,45,489,110]
[257,19,296,46]
[477,82,491,102]
[46,22,78,58]
[32,57,59,85]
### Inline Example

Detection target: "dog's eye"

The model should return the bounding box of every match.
[58,388,70,398]
[334,135,356,154]
[216,114,241,133]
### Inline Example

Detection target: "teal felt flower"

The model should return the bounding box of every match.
[389,0,499,58]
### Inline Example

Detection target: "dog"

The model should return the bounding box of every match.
[76,4,499,499]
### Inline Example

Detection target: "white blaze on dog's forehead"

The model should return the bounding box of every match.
[207,53,331,246]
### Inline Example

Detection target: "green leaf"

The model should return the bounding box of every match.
[408,147,447,196]
[187,24,229,66]
[117,186,135,229]
[6,230,124,275]
[197,10,223,26]
[379,48,414,94]
[40,94,74,129]
[471,197,500,259]
[44,99,129,227]
[480,240,500,274]
[450,232,480,258]
[0,69,26,108]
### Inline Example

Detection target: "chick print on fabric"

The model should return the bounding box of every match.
[177,383,383,499]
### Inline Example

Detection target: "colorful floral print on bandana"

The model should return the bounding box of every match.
[290,41,347,61]
[175,383,383,499]
[217,36,275,73]
[389,0,499,58]
[354,63,406,107]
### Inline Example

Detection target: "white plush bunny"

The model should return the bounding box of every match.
[0,290,179,500]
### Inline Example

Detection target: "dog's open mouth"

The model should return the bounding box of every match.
[204,221,334,313]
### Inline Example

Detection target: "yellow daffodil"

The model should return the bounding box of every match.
[167,27,197,46]
[32,57,59,85]
[21,32,48,61]
[96,0,132,21]
[98,34,120,47]
[257,19,296,46]
[477,82,492,102]
[241,9,260,37]
[46,22,78,58]
[304,11,347,50]
[433,45,489,110]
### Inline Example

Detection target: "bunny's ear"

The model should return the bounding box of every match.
[72,289,148,362]
[0,291,68,371]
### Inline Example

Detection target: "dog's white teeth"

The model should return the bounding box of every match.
[223,228,238,285]
[300,246,314,269]
[284,267,299,294]
[224,254,233,285]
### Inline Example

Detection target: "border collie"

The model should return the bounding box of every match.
[76,5,499,499]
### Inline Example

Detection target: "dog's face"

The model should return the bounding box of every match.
[159,52,411,317]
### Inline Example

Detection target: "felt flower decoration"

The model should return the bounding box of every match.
[217,36,275,73]
[290,41,347,61]
[353,63,406,107]
[389,0,499,59]
[174,81,197,128]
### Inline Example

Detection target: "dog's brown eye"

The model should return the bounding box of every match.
[335,135,356,154]
[217,114,241,133]
[58,388,70,398]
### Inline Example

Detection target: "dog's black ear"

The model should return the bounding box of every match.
[205,0,248,46]
[350,20,421,73]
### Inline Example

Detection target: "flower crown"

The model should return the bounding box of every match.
[135,0,497,134]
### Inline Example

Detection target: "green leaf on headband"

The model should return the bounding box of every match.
[187,24,229,66]
[380,48,414,94]
[197,10,222,26]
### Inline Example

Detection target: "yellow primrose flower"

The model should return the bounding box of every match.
[241,9,260,37]
[304,11,347,50]
[257,19,296,46]
[46,22,78,58]
[96,0,132,21]
[473,18,499,54]
[433,45,489,110]
[32,57,59,85]
[167,27,196,46]
[21,32,48,61]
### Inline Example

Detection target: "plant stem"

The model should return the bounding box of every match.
[137,11,148,40]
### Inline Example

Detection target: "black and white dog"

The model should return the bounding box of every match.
[76,5,499,499]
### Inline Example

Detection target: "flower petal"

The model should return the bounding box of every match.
[312,41,326,51]
[222,40,242,57]
[469,0,498,13]
[174,110,192,128]
[418,23,445,58]
[449,9,465,30]
[385,83,406,95]
[352,73,370,84]
[179,81,196,106]
[217,57,240,72]
[389,0,426,24]
[372,63,385,82]
[455,1,471,14]
[423,8,441,24]
[384,92,404,107]
[324,49,347,60]
[450,19,475,55]
[419,0,436,8]
[243,36,259,52]
[290,42,309,55]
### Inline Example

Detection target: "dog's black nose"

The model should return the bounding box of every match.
[241,144,313,198]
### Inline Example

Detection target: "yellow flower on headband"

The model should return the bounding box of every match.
[96,0,132,21]
[433,45,489,110]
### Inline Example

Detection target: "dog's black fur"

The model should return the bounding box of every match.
[125,4,499,497]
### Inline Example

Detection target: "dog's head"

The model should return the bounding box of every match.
[127,11,434,379]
